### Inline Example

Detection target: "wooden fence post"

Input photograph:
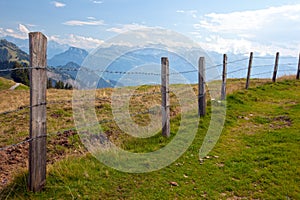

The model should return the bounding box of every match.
[221,54,227,100]
[245,52,253,89]
[272,52,280,82]
[198,57,206,117]
[28,32,47,192]
[297,53,300,80]
[161,57,170,138]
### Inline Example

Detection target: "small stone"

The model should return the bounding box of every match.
[244,117,250,121]
[205,156,211,159]
[170,182,179,186]
[221,193,227,197]
[214,155,219,158]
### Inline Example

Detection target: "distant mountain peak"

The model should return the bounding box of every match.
[48,47,88,67]
[0,39,21,51]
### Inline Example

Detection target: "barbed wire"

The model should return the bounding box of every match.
[47,58,248,77]
[226,58,249,64]
[252,64,274,69]
[278,69,297,72]
[279,63,298,66]
[251,71,274,77]
[0,135,47,152]
[227,67,249,75]
[47,67,162,76]
[0,102,46,116]
[253,56,275,60]
[0,67,45,72]
[0,105,30,115]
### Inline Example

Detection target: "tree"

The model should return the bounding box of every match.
[11,62,29,86]
[64,83,73,90]
[47,78,53,89]
[54,80,73,90]
[55,80,64,89]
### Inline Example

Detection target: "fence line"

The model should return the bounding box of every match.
[1,32,300,192]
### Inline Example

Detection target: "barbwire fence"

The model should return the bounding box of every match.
[0,33,300,192]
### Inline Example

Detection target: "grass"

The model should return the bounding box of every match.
[0,77,16,90]
[0,78,300,199]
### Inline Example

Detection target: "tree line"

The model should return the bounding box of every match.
[47,79,73,90]
[0,61,73,90]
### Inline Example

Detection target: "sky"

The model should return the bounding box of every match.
[0,0,300,56]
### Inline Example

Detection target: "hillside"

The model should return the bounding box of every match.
[0,78,299,199]
[2,36,70,59]
[0,39,29,63]
[0,77,16,90]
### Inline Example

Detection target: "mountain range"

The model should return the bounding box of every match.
[48,47,88,67]
[0,36,298,88]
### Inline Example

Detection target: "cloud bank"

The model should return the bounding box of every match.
[194,4,300,56]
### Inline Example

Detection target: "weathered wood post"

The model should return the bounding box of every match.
[272,52,280,82]
[245,52,253,89]
[198,57,206,117]
[297,53,300,80]
[28,32,47,192]
[221,54,227,100]
[161,57,170,137]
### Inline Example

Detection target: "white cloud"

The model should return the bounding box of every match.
[0,24,30,39]
[177,10,198,18]
[6,29,14,33]
[197,4,300,37]
[106,24,149,33]
[51,1,66,8]
[19,24,30,34]
[49,34,104,49]
[104,27,199,49]
[198,35,300,56]
[63,19,104,26]
[195,4,300,56]
[92,0,103,4]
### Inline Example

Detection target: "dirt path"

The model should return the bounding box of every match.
[9,83,20,90]
[0,130,86,191]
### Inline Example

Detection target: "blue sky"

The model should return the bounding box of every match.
[0,0,300,56]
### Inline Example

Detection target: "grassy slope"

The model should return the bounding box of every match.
[1,79,300,199]
[0,77,29,90]
[0,77,15,90]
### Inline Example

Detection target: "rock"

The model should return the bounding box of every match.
[170,182,179,186]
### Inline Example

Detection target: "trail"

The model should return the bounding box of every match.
[9,83,20,90]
